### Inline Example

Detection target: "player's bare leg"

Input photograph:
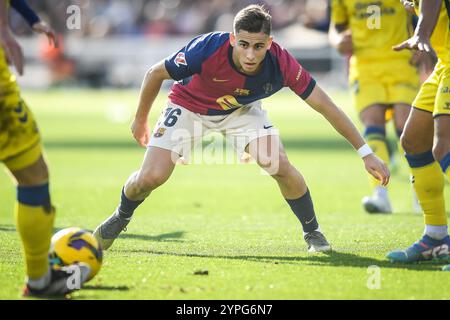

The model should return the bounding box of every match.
[246,135,331,252]
[388,109,450,262]
[432,115,450,165]
[433,115,450,267]
[393,103,421,213]
[94,147,177,250]
[359,104,392,213]
[10,155,49,186]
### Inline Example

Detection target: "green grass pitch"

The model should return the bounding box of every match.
[0,89,449,299]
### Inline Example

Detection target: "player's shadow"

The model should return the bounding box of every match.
[0,224,186,243]
[115,231,186,243]
[0,224,16,232]
[82,285,130,291]
[130,249,445,272]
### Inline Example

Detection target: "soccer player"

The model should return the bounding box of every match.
[387,0,450,266]
[0,0,90,296]
[94,5,389,253]
[329,0,420,213]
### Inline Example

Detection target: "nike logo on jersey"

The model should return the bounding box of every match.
[213,78,230,82]
[263,125,273,129]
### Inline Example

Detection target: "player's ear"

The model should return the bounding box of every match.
[267,36,273,49]
[230,33,236,47]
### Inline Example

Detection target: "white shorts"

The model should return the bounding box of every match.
[148,101,278,162]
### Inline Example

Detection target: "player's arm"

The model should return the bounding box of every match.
[393,0,442,55]
[328,21,352,55]
[304,84,390,186]
[132,60,173,147]
[328,0,352,56]
[400,0,416,14]
[0,0,23,75]
[10,0,57,47]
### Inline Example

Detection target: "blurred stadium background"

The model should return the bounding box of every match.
[11,0,347,90]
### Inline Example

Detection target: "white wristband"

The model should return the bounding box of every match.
[357,144,373,158]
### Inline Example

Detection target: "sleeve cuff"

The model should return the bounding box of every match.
[299,78,316,100]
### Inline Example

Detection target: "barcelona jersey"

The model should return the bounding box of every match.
[164,32,316,115]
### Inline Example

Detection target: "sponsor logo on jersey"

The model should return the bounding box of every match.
[295,67,303,81]
[441,86,449,94]
[234,88,251,96]
[154,127,166,138]
[174,52,187,67]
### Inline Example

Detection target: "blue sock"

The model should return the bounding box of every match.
[285,189,319,233]
[17,183,51,212]
[117,188,144,218]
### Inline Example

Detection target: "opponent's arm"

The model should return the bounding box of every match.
[328,21,352,55]
[305,84,390,186]
[0,0,23,75]
[10,0,57,47]
[400,0,416,14]
[393,0,442,55]
[132,60,172,147]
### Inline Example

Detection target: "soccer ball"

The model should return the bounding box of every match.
[49,227,103,281]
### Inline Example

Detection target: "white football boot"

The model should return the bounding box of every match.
[362,187,392,214]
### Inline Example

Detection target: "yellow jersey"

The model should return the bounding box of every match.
[413,0,450,63]
[331,0,414,62]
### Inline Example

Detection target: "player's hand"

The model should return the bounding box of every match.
[131,118,150,147]
[32,21,58,48]
[393,35,437,58]
[0,28,24,75]
[400,0,415,14]
[363,154,390,186]
[337,30,352,55]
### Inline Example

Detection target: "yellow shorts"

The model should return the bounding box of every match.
[413,61,450,117]
[0,90,42,171]
[349,58,420,116]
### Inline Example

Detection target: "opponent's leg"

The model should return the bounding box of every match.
[9,155,54,289]
[433,115,450,182]
[431,115,450,265]
[393,103,421,213]
[360,104,392,213]
[94,147,177,250]
[246,135,330,252]
[387,108,448,262]
[8,155,91,295]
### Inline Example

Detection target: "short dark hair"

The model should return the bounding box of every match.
[233,4,272,35]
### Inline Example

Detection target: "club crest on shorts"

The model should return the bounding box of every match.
[154,127,166,138]
[174,52,187,67]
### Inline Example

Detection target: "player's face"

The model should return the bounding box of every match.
[230,31,273,75]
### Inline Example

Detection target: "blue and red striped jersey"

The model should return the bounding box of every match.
[165,32,316,115]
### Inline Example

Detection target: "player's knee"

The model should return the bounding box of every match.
[270,153,292,178]
[400,132,420,154]
[432,137,450,162]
